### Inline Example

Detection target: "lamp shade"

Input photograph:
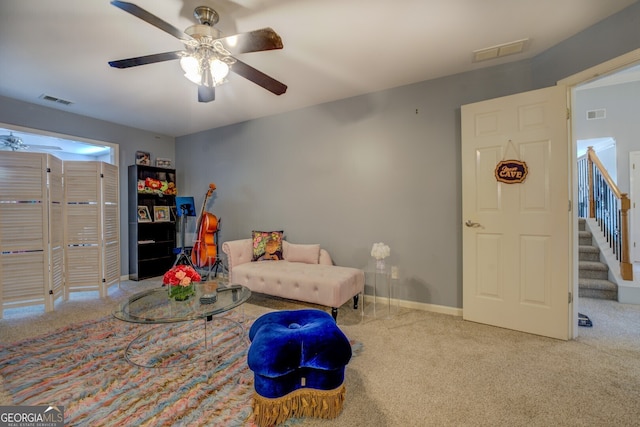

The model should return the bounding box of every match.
[180,54,230,87]
[210,59,230,83]
[180,56,201,84]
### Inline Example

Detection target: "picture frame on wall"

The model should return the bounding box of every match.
[137,205,152,222]
[154,206,170,222]
[156,158,172,168]
[135,151,151,166]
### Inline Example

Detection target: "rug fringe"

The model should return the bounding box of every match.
[252,385,346,427]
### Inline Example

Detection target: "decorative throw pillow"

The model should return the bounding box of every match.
[285,243,320,264]
[252,230,284,261]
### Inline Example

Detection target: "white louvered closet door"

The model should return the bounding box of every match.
[101,162,120,289]
[48,155,64,309]
[0,152,50,317]
[64,161,119,298]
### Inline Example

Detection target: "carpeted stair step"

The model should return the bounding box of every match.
[579,278,618,300]
[578,218,586,231]
[579,230,593,246]
[579,245,600,262]
[577,218,618,301]
[579,261,609,280]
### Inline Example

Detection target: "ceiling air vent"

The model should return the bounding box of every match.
[586,109,606,120]
[39,94,74,106]
[473,38,529,63]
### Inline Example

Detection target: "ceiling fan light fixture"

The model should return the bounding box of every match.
[180,55,201,84]
[210,59,230,83]
[180,53,230,87]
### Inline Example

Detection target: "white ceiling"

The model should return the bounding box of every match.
[0,0,636,138]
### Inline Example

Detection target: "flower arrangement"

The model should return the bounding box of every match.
[371,242,391,270]
[371,242,390,260]
[163,264,201,301]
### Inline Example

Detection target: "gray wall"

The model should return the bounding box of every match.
[0,96,175,273]
[176,60,533,308]
[531,1,640,89]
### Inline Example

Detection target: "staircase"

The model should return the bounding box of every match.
[578,218,617,300]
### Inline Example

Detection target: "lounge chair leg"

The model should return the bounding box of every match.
[353,294,359,309]
[331,307,338,321]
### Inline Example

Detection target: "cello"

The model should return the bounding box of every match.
[191,183,218,268]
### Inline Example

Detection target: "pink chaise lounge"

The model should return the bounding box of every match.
[222,239,364,320]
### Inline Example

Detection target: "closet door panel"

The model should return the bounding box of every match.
[104,242,120,286]
[66,204,100,244]
[0,153,46,201]
[66,246,101,288]
[0,204,46,252]
[0,252,47,308]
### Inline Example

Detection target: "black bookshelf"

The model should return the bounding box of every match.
[128,164,177,280]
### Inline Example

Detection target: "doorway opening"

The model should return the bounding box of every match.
[0,124,118,165]
[565,50,640,338]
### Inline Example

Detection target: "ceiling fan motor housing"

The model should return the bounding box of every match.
[194,6,219,26]
[184,24,222,41]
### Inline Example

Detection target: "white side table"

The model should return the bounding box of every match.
[365,264,397,318]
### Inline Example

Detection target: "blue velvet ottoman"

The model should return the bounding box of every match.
[248,309,352,426]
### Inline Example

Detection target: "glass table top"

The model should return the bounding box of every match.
[113,282,251,324]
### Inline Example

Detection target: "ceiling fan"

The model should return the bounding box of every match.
[0,133,62,152]
[108,1,287,102]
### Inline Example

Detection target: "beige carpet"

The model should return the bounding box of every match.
[1,279,640,426]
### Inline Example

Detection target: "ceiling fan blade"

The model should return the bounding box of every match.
[216,28,283,55]
[230,59,287,95]
[110,1,193,42]
[109,51,182,69]
[198,85,215,103]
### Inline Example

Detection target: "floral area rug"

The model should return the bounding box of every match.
[0,312,258,426]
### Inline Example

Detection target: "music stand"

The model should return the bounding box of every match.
[174,196,196,267]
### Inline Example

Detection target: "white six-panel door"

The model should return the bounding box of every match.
[461,85,571,340]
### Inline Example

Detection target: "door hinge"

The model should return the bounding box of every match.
[568,200,572,212]
[568,292,573,304]
[566,108,571,120]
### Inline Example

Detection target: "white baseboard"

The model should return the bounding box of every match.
[362,294,462,317]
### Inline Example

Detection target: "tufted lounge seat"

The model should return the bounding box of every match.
[222,239,364,320]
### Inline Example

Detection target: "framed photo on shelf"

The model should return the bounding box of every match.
[137,206,152,222]
[135,151,151,166]
[156,158,172,168]
[154,206,170,222]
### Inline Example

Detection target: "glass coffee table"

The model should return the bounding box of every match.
[113,282,251,368]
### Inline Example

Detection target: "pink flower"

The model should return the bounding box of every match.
[163,264,201,287]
